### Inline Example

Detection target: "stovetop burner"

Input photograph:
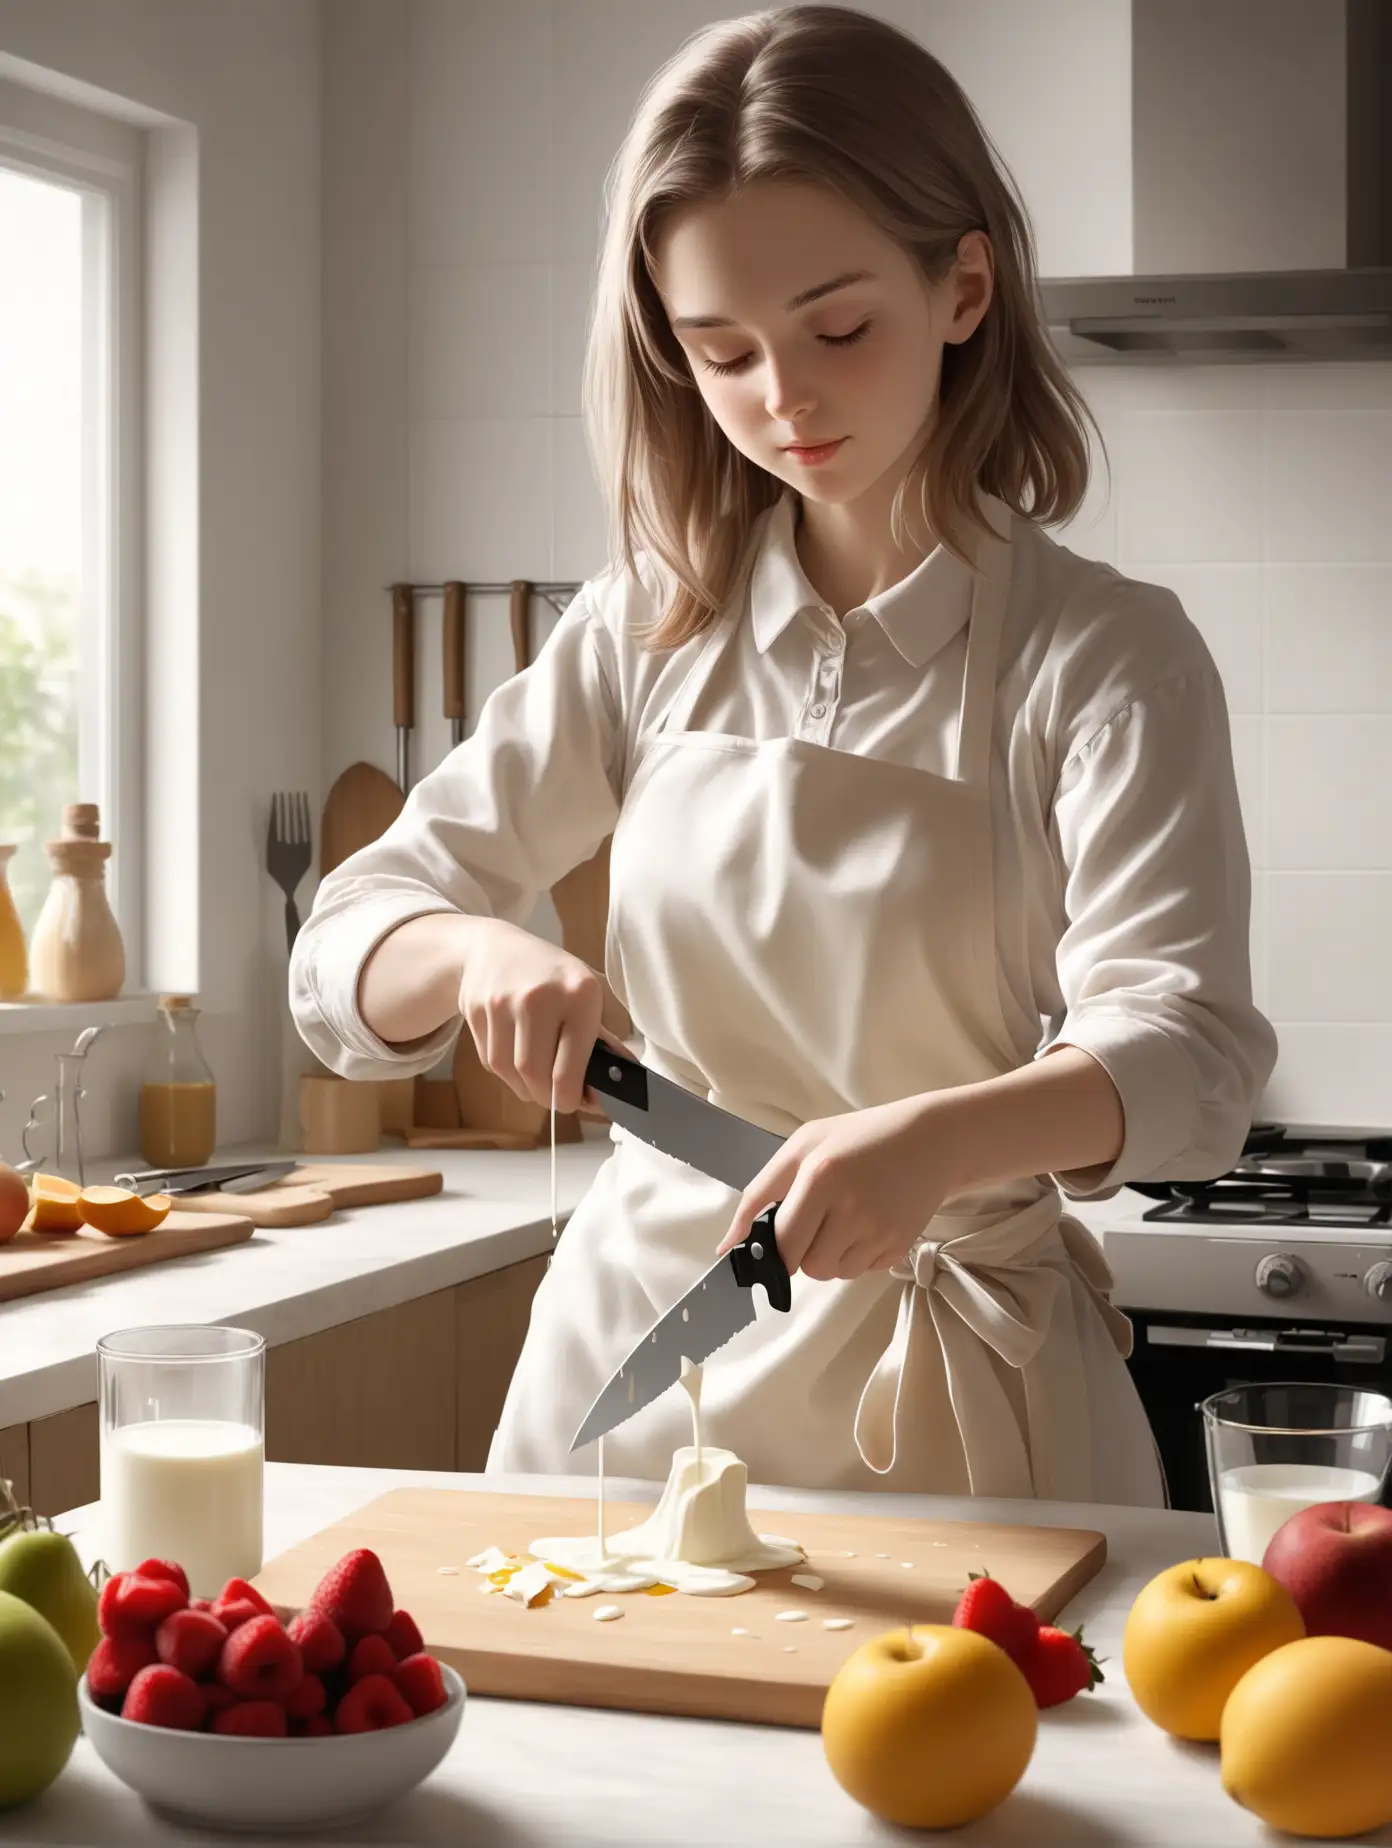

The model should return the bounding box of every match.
[1135,1125,1392,1228]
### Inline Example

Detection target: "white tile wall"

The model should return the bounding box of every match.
[328,0,1392,1129]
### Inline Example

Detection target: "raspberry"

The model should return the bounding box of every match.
[212,1700,287,1737]
[211,1577,274,1632]
[133,1558,190,1599]
[284,1671,326,1720]
[333,1672,413,1733]
[295,1714,334,1737]
[122,1664,206,1731]
[308,1548,393,1640]
[98,1571,186,1636]
[154,1608,227,1681]
[395,1652,448,1717]
[188,1597,214,1614]
[286,1610,345,1674]
[202,1680,238,1718]
[383,1608,424,1661]
[346,1633,398,1684]
[86,1631,158,1704]
[217,1613,304,1702]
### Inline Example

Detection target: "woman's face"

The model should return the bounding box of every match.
[652,179,992,509]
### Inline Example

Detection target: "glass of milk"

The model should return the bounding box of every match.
[97,1325,265,1597]
[1201,1382,1392,1565]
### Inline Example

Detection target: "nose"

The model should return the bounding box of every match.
[762,352,817,426]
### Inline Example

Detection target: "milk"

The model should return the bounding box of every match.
[1217,1461,1383,1564]
[101,1419,264,1596]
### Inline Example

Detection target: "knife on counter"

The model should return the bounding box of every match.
[570,1044,793,1452]
[111,1160,300,1198]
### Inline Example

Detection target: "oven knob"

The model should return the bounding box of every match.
[1256,1254,1304,1300]
[1365,1261,1392,1303]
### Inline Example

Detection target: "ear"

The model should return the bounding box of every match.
[942,230,995,346]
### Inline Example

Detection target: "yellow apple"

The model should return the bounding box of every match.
[821,1624,1036,1830]
[1222,1635,1392,1837]
[1123,1557,1305,1740]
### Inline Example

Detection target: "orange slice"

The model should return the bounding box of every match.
[77,1186,173,1237]
[28,1173,84,1234]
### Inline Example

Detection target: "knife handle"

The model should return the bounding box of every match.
[729,1206,792,1312]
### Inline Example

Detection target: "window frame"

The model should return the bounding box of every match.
[0,76,145,997]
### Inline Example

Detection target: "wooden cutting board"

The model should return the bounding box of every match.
[253,1487,1107,1729]
[0,1209,254,1303]
[172,1162,443,1228]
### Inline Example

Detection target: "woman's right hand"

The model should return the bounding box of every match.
[457,917,618,1116]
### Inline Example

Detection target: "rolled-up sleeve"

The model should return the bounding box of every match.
[1041,657,1277,1196]
[290,587,623,1079]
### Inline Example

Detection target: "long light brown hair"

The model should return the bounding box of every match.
[582,4,1101,649]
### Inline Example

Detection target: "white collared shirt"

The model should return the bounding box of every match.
[292,490,1277,1195]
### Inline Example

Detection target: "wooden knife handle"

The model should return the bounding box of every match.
[442,580,466,723]
[509,580,532,675]
[391,583,416,729]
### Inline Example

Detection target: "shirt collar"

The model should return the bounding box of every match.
[748,487,1009,667]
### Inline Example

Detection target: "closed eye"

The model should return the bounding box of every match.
[701,321,873,379]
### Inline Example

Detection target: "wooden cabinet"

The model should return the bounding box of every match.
[8,1254,548,1518]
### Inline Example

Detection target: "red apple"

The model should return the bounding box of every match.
[1262,1501,1392,1650]
[0,1163,28,1244]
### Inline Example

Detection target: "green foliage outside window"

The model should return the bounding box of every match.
[0,568,79,935]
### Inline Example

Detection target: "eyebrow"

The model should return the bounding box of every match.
[669,269,877,331]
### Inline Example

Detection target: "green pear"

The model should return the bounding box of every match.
[0,1589,79,1811]
[0,1528,100,1674]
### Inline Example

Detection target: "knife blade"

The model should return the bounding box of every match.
[583,1043,785,1191]
[570,1205,790,1452]
[111,1160,298,1198]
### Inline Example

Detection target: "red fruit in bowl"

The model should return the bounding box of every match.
[346,1633,398,1684]
[295,1714,334,1737]
[284,1671,327,1720]
[156,1608,227,1680]
[334,1672,413,1733]
[308,1548,394,1640]
[287,1609,346,1674]
[98,1571,186,1636]
[123,1664,206,1731]
[87,1631,158,1704]
[218,1613,303,1702]
[133,1558,190,1600]
[202,1681,238,1718]
[384,1608,424,1661]
[395,1651,448,1717]
[211,1577,274,1632]
[1263,1500,1392,1649]
[213,1700,288,1737]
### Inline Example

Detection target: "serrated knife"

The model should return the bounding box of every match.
[570,1044,793,1451]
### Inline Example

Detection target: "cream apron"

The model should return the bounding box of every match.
[487,501,1165,1507]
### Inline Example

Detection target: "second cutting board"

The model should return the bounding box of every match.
[171,1161,443,1227]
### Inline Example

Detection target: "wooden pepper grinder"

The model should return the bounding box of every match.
[27,803,126,1003]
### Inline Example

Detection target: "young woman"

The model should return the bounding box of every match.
[292,6,1276,1507]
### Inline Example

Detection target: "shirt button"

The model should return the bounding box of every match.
[810,701,828,719]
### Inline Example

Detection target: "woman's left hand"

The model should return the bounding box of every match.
[715,1097,963,1279]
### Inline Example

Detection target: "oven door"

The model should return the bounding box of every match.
[1126,1312,1392,1514]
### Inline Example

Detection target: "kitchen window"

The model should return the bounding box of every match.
[0,76,144,993]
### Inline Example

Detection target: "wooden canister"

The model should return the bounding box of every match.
[299,1074,380,1154]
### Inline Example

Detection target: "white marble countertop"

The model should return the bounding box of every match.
[6,1462,1364,1847]
[0,1138,612,1429]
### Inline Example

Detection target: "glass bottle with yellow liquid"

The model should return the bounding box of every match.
[139,995,217,1168]
[0,845,27,1000]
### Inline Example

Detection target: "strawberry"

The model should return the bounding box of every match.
[951,1572,1040,1668]
[383,1608,424,1662]
[133,1558,190,1600]
[122,1664,206,1731]
[308,1548,393,1641]
[86,1631,158,1704]
[98,1571,187,1637]
[334,1672,414,1733]
[213,1699,288,1737]
[346,1633,398,1684]
[188,1597,214,1614]
[211,1577,274,1633]
[217,1613,304,1702]
[284,1671,327,1720]
[155,1608,228,1681]
[287,1609,346,1674]
[395,1651,448,1718]
[1023,1625,1105,1709]
[294,1713,335,1737]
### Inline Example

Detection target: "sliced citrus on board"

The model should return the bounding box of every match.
[28,1173,84,1234]
[77,1187,173,1237]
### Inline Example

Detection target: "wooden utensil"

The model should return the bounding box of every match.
[391,581,416,793]
[253,1486,1108,1730]
[443,580,467,749]
[171,1160,442,1228]
[319,584,419,877]
[0,1209,254,1303]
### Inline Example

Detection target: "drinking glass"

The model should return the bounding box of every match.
[1201,1381,1392,1564]
[97,1325,265,1597]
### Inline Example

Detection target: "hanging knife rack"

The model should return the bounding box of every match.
[388,581,583,617]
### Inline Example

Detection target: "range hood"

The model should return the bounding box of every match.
[1040,0,1392,363]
